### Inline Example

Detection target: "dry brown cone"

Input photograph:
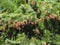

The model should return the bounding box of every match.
[16,21,20,26]
[57,17,60,22]
[33,21,37,25]
[31,0,36,6]
[49,14,57,19]
[34,29,40,35]
[31,22,34,25]
[21,21,25,26]
[13,22,19,29]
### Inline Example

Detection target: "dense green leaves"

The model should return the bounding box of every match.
[0,0,60,45]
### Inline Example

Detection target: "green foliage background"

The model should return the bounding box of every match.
[0,0,60,45]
